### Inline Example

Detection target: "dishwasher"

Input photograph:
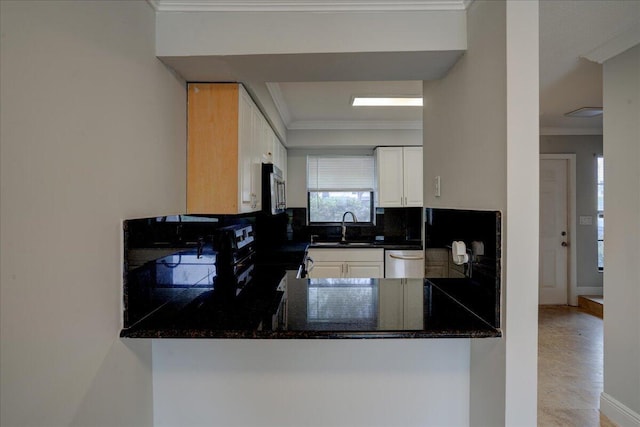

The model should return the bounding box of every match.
[384,250,425,278]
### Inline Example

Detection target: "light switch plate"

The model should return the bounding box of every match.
[579,215,593,225]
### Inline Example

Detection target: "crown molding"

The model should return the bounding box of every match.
[540,127,603,136]
[149,0,471,12]
[265,83,292,127]
[582,20,640,64]
[289,120,422,130]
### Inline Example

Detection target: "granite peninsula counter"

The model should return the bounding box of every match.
[120,249,500,339]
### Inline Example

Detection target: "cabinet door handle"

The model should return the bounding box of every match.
[345,263,349,276]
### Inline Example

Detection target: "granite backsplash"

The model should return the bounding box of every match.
[287,206,422,244]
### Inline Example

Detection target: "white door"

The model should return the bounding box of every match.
[539,159,569,305]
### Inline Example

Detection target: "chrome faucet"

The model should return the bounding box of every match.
[341,211,358,242]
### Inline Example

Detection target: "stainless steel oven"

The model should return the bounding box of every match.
[262,163,286,215]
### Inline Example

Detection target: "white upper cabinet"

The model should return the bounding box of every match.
[238,87,254,212]
[402,147,423,207]
[375,146,423,208]
[268,128,287,181]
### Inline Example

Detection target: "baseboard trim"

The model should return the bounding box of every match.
[601,392,640,427]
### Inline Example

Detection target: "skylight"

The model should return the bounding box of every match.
[351,97,423,107]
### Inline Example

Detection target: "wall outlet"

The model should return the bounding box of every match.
[434,176,441,197]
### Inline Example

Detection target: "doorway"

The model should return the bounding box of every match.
[539,154,577,305]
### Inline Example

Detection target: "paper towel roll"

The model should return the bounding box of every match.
[451,241,468,265]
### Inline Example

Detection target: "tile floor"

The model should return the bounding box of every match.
[538,306,616,427]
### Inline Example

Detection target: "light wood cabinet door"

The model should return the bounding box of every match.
[187,83,241,214]
[187,83,267,214]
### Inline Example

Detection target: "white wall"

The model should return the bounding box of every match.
[0,1,186,426]
[601,44,640,425]
[153,339,471,427]
[540,135,603,292]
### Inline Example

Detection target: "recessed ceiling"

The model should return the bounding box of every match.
[267,81,423,130]
[539,0,640,135]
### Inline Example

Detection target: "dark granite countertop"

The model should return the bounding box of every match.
[121,250,501,338]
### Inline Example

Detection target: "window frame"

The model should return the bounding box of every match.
[597,155,604,272]
[306,154,376,225]
[306,191,375,225]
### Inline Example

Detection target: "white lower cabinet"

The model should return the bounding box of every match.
[309,262,343,278]
[378,279,424,330]
[306,248,384,278]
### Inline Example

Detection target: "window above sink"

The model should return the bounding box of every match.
[307,155,375,224]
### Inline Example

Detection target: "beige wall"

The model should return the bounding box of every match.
[540,135,603,292]
[423,1,507,424]
[423,1,540,425]
[601,44,640,423]
[0,1,186,425]
[422,2,507,212]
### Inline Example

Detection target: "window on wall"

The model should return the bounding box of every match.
[597,156,604,271]
[307,155,374,223]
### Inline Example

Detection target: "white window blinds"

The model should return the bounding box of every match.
[307,156,375,191]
